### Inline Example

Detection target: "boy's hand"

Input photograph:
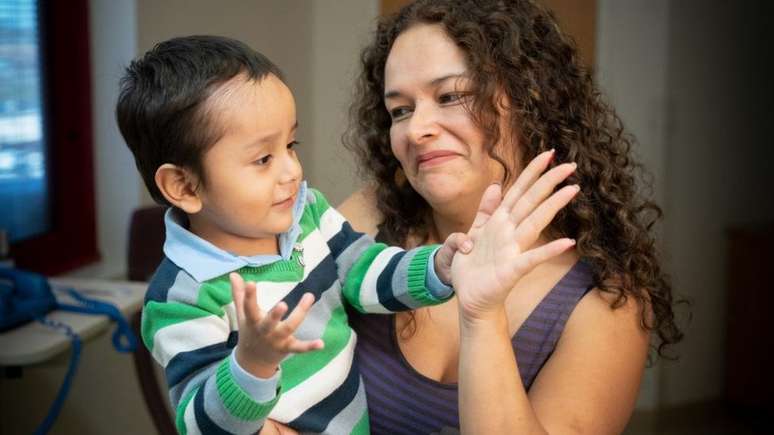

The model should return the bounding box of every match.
[452,150,580,321]
[435,233,474,285]
[230,273,324,379]
[259,420,299,435]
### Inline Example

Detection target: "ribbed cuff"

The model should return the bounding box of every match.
[406,245,447,305]
[230,350,281,403]
[425,247,454,299]
[216,357,281,420]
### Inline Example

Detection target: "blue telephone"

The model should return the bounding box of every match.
[0,266,58,331]
[0,266,138,435]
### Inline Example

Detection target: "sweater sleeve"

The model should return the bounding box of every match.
[141,260,280,435]
[306,188,453,313]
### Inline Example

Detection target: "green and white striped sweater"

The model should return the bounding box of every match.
[141,188,452,434]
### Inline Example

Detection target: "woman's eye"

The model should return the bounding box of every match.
[389,106,411,120]
[287,140,300,149]
[439,93,463,104]
[255,155,272,165]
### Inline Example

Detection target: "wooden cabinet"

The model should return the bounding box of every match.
[725,224,774,414]
[380,0,597,67]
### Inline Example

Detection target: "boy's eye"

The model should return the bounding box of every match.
[255,155,272,165]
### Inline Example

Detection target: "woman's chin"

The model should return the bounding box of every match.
[410,170,491,205]
[416,184,476,207]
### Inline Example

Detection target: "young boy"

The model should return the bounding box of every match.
[118,35,531,435]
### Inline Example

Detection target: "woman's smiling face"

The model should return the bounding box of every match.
[384,23,515,208]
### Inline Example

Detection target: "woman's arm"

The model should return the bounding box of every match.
[533,291,649,433]
[455,151,648,434]
[458,291,648,434]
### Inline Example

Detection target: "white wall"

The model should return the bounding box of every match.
[595,0,670,411]
[308,0,379,205]
[66,0,141,279]
[134,0,315,206]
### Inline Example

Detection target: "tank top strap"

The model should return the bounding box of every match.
[512,260,594,389]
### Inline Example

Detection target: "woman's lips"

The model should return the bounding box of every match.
[417,150,460,168]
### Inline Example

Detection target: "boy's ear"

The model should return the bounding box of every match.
[154,164,203,214]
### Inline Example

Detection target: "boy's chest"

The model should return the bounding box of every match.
[245,232,333,312]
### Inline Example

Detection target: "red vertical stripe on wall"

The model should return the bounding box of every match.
[12,0,99,275]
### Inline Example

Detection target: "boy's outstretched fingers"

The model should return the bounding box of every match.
[281,293,324,352]
[230,272,247,321]
[258,301,288,335]
[281,293,315,332]
[243,280,264,324]
[231,272,270,328]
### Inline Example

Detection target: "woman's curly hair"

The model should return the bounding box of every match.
[344,0,683,358]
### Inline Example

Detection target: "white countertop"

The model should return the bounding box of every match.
[0,278,147,366]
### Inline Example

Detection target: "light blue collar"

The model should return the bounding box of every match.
[163,182,308,282]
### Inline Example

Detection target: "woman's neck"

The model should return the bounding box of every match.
[429,203,478,243]
[423,178,504,242]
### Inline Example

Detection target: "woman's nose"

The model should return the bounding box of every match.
[407,102,440,145]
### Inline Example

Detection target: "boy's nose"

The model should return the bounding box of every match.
[280,152,302,184]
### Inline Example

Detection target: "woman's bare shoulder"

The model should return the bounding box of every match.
[528,287,650,434]
[337,186,382,236]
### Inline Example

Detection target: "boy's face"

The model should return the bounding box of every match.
[188,74,303,255]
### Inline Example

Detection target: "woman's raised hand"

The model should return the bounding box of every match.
[451,150,580,321]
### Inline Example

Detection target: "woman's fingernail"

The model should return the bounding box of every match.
[462,240,473,252]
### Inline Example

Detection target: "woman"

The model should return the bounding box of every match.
[338,0,682,433]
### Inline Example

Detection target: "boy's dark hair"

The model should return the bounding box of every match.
[116,35,283,205]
